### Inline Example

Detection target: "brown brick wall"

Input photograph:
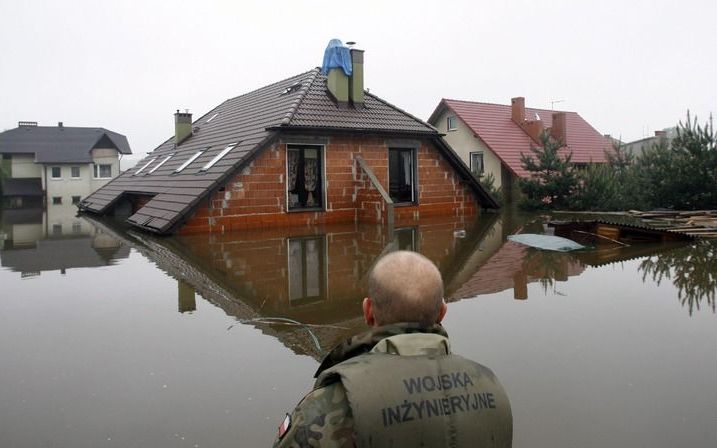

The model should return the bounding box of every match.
[179,135,479,234]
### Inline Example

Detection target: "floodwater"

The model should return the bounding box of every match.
[1,204,715,448]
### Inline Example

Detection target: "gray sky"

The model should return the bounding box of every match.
[1,0,715,165]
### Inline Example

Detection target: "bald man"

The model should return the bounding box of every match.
[274,251,512,448]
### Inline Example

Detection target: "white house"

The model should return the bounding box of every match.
[0,121,131,207]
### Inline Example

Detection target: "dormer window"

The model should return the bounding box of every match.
[174,150,205,173]
[447,116,457,131]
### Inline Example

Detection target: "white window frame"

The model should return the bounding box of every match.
[52,196,62,205]
[70,166,81,179]
[469,151,484,176]
[285,143,326,211]
[133,157,157,175]
[201,144,235,172]
[388,147,418,204]
[50,166,62,179]
[174,150,205,173]
[94,164,112,179]
[447,115,457,131]
[149,154,174,174]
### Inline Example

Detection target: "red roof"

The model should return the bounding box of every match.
[435,99,612,177]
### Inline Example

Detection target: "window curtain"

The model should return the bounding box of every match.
[287,150,299,190]
[304,158,318,192]
[401,151,412,185]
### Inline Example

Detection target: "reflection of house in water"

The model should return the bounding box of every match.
[85,214,501,360]
[451,242,586,300]
[0,204,129,277]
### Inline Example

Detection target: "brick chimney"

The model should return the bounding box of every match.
[550,112,567,143]
[512,97,544,141]
[175,110,192,145]
[511,97,525,123]
[349,47,364,107]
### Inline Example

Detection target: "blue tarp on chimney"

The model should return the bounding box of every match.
[320,39,352,76]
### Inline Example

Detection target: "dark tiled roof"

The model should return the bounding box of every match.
[0,126,131,163]
[79,68,491,234]
[430,99,612,177]
[0,237,130,273]
[1,178,43,196]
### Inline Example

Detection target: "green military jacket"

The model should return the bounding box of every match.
[273,323,512,448]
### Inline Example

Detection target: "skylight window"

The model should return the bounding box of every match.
[206,113,219,123]
[148,154,174,174]
[281,83,302,95]
[174,150,205,173]
[201,144,235,171]
[134,157,157,175]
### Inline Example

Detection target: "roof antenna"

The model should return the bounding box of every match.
[549,99,564,110]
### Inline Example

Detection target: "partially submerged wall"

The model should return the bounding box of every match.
[178,134,479,234]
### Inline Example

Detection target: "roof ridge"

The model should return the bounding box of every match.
[281,68,320,125]
[365,91,438,133]
[445,97,576,114]
[224,68,318,104]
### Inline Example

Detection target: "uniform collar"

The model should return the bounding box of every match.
[314,322,448,378]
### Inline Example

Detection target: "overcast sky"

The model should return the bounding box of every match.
[1,0,715,164]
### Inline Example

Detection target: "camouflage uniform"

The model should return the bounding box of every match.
[273,323,512,448]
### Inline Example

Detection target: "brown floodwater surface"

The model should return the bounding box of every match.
[1,205,715,447]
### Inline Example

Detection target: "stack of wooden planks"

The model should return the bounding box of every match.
[628,210,717,238]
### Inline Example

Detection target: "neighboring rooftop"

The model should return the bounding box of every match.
[0,123,132,163]
[430,99,612,177]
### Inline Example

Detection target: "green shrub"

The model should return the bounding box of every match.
[519,132,577,210]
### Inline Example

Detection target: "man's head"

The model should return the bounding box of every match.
[363,251,447,327]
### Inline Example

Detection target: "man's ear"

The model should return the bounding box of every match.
[437,300,448,323]
[363,297,376,326]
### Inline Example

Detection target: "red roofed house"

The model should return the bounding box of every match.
[428,97,612,203]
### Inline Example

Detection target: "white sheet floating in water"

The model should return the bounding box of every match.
[507,233,585,252]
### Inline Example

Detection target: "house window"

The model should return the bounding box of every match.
[388,148,416,204]
[72,195,81,205]
[288,236,327,305]
[72,222,82,234]
[51,167,62,179]
[470,152,484,176]
[52,224,62,235]
[52,196,62,205]
[71,166,81,178]
[94,164,112,179]
[287,145,323,210]
[447,116,457,131]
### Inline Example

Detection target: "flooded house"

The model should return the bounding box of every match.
[78,41,498,235]
[428,97,612,203]
[0,122,131,208]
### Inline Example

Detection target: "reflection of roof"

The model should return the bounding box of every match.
[79,68,495,235]
[0,207,43,224]
[450,241,585,299]
[0,237,130,273]
[1,178,43,197]
[431,99,611,177]
[0,125,131,162]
